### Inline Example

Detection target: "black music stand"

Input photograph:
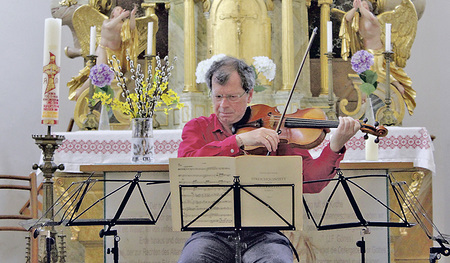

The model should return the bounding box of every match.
[178,176,297,263]
[303,169,414,263]
[387,174,450,263]
[24,172,170,263]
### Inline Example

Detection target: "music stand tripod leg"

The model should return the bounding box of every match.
[100,228,120,263]
[232,176,243,263]
[227,231,245,263]
[356,228,370,263]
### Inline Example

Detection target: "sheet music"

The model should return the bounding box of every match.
[169,155,303,231]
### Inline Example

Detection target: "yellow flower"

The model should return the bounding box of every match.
[107,55,183,119]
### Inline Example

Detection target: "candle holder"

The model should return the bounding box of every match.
[325,52,337,120]
[82,54,99,130]
[378,51,397,126]
[32,125,65,262]
[32,126,65,220]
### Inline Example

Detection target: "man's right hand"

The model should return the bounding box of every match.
[236,128,280,153]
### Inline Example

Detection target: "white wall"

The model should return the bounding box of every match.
[0,1,82,262]
[403,1,450,261]
[1,0,449,262]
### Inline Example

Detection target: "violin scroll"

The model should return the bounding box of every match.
[360,118,388,143]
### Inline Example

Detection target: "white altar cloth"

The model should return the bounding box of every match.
[54,130,181,172]
[54,127,435,173]
[311,126,435,173]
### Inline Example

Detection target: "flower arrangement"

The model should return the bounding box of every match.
[89,64,115,110]
[351,50,378,95]
[195,54,226,84]
[195,55,276,92]
[251,56,276,92]
[92,55,183,120]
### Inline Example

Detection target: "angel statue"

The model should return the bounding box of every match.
[65,2,158,128]
[339,0,417,116]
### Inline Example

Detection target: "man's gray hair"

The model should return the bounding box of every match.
[205,56,255,92]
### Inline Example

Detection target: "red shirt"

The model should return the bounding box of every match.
[178,113,346,193]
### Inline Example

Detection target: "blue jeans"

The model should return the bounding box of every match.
[177,231,294,263]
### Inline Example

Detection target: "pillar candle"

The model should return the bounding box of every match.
[147,22,154,55]
[365,134,379,161]
[41,18,62,126]
[90,26,96,55]
[327,21,332,53]
[385,23,391,52]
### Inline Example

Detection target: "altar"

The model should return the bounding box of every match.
[50,127,434,263]
[54,127,435,173]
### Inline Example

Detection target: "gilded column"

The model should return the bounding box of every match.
[318,0,332,95]
[280,0,295,91]
[183,0,199,92]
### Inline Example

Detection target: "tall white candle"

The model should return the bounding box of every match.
[41,18,62,126]
[365,134,379,161]
[90,26,96,55]
[327,21,333,53]
[385,23,391,52]
[147,22,154,55]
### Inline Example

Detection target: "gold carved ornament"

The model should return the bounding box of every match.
[338,0,417,121]
[68,4,159,129]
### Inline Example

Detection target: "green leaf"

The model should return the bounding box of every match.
[95,85,115,98]
[359,71,375,84]
[360,83,376,95]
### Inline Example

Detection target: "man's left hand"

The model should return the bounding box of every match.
[330,117,360,153]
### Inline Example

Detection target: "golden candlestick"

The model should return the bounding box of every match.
[325,52,337,120]
[379,51,397,126]
[82,55,99,130]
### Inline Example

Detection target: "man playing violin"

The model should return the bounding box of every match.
[177,56,360,262]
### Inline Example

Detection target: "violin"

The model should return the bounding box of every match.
[233,104,388,152]
[231,28,387,154]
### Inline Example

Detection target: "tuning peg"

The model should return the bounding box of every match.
[364,134,369,140]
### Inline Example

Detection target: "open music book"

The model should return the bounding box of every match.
[169,155,303,231]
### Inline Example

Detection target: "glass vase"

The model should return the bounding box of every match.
[365,97,378,161]
[98,103,110,130]
[131,118,154,163]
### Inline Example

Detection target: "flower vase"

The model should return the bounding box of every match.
[98,103,110,130]
[131,118,154,163]
[365,98,378,161]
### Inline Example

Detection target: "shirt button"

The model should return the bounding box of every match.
[231,149,235,153]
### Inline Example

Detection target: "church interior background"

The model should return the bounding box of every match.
[1,0,450,262]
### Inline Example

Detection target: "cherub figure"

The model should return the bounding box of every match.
[51,0,90,58]
[65,2,158,129]
[339,0,417,115]
[68,4,139,101]
[66,3,158,101]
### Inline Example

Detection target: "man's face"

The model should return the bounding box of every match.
[211,70,253,130]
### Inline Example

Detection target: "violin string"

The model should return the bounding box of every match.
[284,117,339,128]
